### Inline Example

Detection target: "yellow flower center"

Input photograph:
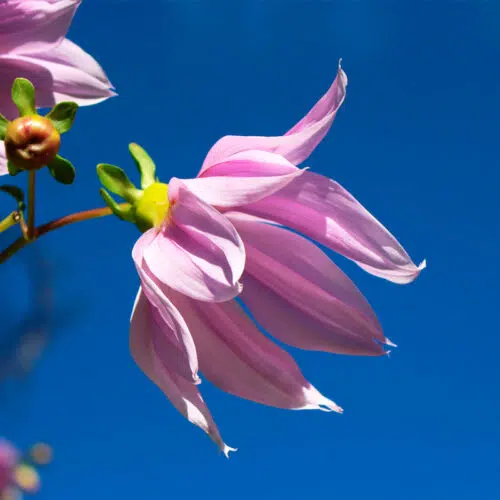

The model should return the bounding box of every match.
[134,182,170,231]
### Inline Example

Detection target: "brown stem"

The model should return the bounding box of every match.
[0,206,117,265]
[27,170,36,240]
[36,206,113,237]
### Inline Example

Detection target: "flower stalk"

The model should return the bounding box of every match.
[0,205,127,265]
[27,171,36,240]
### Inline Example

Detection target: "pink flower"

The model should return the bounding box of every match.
[130,63,425,454]
[0,0,115,174]
[0,439,43,496]
[131,180,342,456]
[184,62,426,285]
[0,439,17,492]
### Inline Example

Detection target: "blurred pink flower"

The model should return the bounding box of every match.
[0,0,115,174]
[130,63,425,454]
[0,439,18,492]
[0,439,45,496]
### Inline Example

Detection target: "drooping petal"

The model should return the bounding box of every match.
[168,288,342,412]
[129,289,235,457]
[132,230,199,383]
[237,171,426,284]
[228,212,391,356]
[180,150,304,207]
[0,0,80,56]
[1,38,115,110]
[200,61,347,174]
[140,182,245,302]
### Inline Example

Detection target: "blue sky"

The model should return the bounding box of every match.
[1,1,498,499]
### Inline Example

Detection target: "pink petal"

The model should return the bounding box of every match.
[0,0,80,56]
[200,61,347,174]
[178,150,305,208]
[139,182,245,302]
[238,171,426,284]
[0,439,18,490]
[0,145,8,176]
[168,288,342,412]
[228,212,391,356]
[3,38,115,108]
[129,289,235,457]
[132,230,199,383]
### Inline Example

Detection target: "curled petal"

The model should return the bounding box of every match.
[169,289,342,412]
[228,212,390,356]
[132,231,199,383]
[200,61,347,173]
[140,182,245,302]
[0,0,80,55]
[179,150,304,208]
[238,171,425,284]
[129,289,235,457]
[3,38,115,109]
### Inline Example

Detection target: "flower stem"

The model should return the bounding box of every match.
[0,211,21,233]
[27,170,36,240]
[0,205,126,265]
[36,206,114,237]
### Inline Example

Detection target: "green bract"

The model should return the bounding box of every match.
[129,143,156,189]
[0,113,8,140]
[12,78,36,116]
[0,185,25,210]
[97,164,142,203]
[48,156,76,185]
[46,102,79,134]
[97,144,168,232]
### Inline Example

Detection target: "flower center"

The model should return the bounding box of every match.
[134,182,169,231]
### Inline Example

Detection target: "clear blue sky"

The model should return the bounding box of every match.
[1,1,498,499]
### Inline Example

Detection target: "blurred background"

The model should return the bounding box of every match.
[1,1,499,499]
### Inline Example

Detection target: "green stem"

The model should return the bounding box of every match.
[0,211,20,233]
[27,170,36,240]
[0,205,124,265]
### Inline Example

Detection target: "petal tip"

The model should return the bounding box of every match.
[384,337,398,348]
[222,445,238,458]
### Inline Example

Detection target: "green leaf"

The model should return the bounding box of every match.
[129,143,156,189]
[46,102,78,134]
[0,113,9,140]
[99,188,135,222]
[0,185,25,210]
[96,163,142,203]
[48,155,76,184]
[7,161,21,176]
[12,78,36,116]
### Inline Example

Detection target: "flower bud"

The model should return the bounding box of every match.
[4,115,60,171]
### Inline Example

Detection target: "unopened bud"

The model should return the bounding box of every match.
[4,115,60,171]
